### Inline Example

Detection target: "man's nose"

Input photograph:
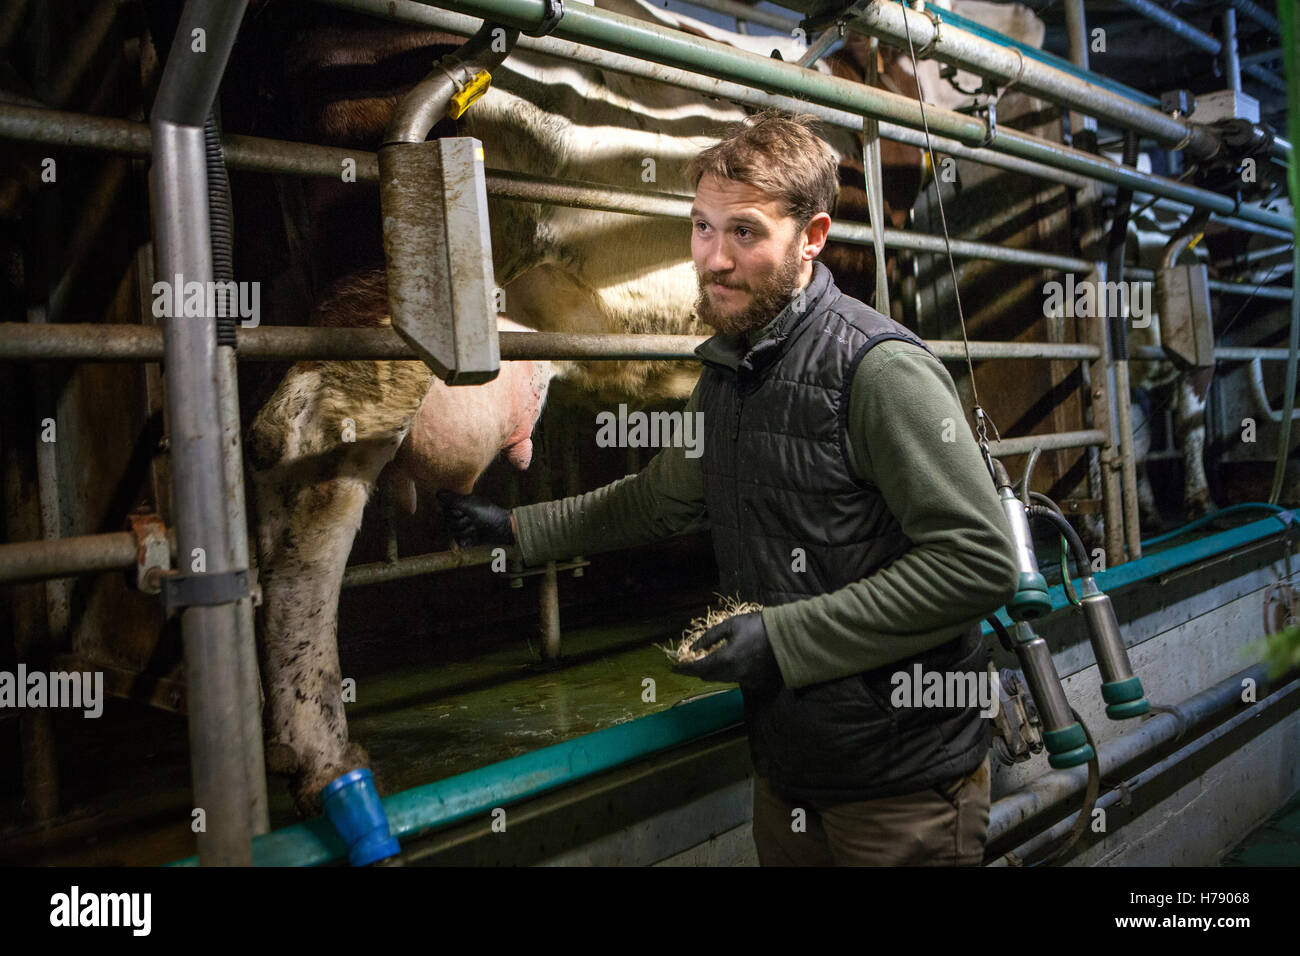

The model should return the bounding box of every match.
[705,237,735,274]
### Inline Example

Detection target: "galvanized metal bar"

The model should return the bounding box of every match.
[1224,7,1242,94]
[676,0,797,33]
[1241,48,1282,66]
[914,0,1160,108]
[1063,0,1095,141]
[0,531,138,584]
[988,430,1106,458]
[150,0,259,867]
[539,562,562,661]
[1112,0,1286,92]
[2,94,1288,240]
[382,0,1290,230]
[1229,0,1280,35]
[16,322,1300,363]
[849,1,1223,161]
[0,323,1113,363]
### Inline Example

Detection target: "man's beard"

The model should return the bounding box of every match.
[695,243,805,337]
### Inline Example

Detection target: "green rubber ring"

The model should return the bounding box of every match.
[1043,722,1087,753]
[1101,676,1145,704]
[1048,742,1095,769]
[1106,698,1150,720]
[1008,571,1052,622]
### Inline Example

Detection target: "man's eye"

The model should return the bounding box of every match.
[695,221,709,233]
[736,228,751,239]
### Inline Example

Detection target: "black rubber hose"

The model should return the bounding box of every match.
[1105,129,1139,363]
[985,615,1016,654]
[1028,505,1092,578]
[205,110,236,347]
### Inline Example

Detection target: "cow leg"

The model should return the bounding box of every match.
[247,358,432,815]
[1177,368,1216,521]
[1129,387,1161,532]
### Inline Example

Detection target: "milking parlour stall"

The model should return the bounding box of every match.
[0,0,1297,936]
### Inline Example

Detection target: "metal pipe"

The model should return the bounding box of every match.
[988,663,1273,845]
[988,430,1106,458]
[1224,7,1242,94]
[1111,0,1286,93]
[15,323,1300,364]
[1063,0,1095,142]
[676,0,797,34]
[539,561,562,661]
[1241,48,1281,66]
[1,105,1154,272]
[0,531,138,584]
[1247,356,1300,422]
[991,674,1300,865]
[1228,0,1281,36]
[151,0,259,867]
[1083,265,1125,566]
[848,1,1222,161]
[377,0,1291,230]
[386,22,519,144]
[0,323,1116,363]
[1,97,1289,240]
[342,543,509,588]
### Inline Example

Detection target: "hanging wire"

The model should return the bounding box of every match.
[897,0,1001,475]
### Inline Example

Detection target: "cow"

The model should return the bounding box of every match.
[237,0,1078,814]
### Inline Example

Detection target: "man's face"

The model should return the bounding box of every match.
[691,174,816,337]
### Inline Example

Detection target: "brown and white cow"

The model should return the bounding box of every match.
[240,0,1026,813]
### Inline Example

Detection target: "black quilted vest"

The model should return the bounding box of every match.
[694,261,989,804]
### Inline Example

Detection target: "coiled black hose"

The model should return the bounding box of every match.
[204,110,236,347]
[1105,129,1138,363]
[1028,504,1092,578]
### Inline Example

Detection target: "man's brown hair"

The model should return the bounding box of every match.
[685,110,839,227]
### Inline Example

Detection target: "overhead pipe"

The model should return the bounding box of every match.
[847,0,1225,161]
[149,0,265,866]
[1,84,1290,235]
[380,0,1291,232]
[315,0,1105,193]
[675,0,797,34]
[1228,0,1280,35]
[1110,0,1286,93]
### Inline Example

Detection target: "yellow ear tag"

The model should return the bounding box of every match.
[449,69,492,120]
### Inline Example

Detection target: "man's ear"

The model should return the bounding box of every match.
[801,212,832,259]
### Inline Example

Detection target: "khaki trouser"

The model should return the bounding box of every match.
[751,755,991,866]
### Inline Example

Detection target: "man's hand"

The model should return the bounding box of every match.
[436,490,515,547]
[673,611,781,688]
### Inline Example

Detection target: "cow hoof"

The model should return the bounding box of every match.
[1185,495,1217,522]
[290,741,375,818]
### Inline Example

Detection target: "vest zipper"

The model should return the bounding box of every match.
[732,391,743,440]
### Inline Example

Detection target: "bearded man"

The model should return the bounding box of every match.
[439,111,1018,866]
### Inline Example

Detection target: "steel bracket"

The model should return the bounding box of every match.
[159,568,250,611]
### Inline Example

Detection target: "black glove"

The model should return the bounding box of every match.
[672,611,781,688]
[435,490,515,547]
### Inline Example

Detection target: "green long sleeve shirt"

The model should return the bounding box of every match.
[513,312,1019,690]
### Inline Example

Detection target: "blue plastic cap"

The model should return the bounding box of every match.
[320,768,400,866]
